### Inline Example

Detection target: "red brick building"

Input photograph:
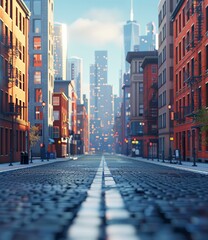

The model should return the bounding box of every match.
[171,0,208,161]
[126,51,158,157]
[0,1,30,163]
[52,92,68,158]
[141,55,158,158]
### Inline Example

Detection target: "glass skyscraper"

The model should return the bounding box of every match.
[123,0,140,72]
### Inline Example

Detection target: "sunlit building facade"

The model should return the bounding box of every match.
[158,0,178,159]
[24,0,54,156]
[67,57,83,104]
[0,0,30,163]
[54,22,67,81]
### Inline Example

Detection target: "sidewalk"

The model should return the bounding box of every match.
[133,156,208,175]
[0,157,75,173]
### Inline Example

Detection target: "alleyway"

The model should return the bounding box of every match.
[0,155,208,240]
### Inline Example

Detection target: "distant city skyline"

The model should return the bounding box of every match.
[54,0,158,96]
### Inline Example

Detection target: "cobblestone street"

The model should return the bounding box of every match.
[0,155,208,240]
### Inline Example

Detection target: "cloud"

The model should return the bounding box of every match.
[68,9,123,48]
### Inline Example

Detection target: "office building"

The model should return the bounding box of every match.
[90,51,114,153]
[54,22,67,81]
[67,57,83,104]
[139,22,157,51]
[24,0,54,156]
[123,0,140,72]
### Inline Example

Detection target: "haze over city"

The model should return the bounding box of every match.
[1,0,208,239]
[54,0,158,95]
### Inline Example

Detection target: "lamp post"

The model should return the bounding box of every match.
[168,104,172,163]
[41,101,46,161]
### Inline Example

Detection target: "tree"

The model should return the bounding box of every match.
[195,107,208,144]
[29,125,40,161]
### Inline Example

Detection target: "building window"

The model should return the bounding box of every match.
[33,54,42,67]
[33,37,41,50]
[0,127,3,155]
[206,6,208,32]
[33,0,41,15]
[186,31,190,51]
[198,51,202,76]
[53,126,59,138]
[5,0,8,13]
[33,19,41,33]
[0,20,3,42]
[206,83,208,108]
[170,66,173,81]
[53,110,60,121]
[139,105,143,116]
[35,106,42,120]
[206,45,208,71]
[0,55,3,84]
[35,88,42,102]
[138,62,143,73]
[53,96,60,105]
[182,7,185,27]
[182,37,185,57]
[34,71,41,84]
[191,25,195,47]
[152,66,157,73]
[16,7,18,26]
[198,129,202,151]
[198,87,202,109]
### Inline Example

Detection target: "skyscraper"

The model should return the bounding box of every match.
[67,57,83,104]
[90,51,114,153]
[24,0,54,156]
[54,23,67,81]
[139,22,157,51]
[123,0,140,72]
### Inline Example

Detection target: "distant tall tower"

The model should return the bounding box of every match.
[24,0,54,156]
[139,22,156,51]
[54,23,67,80]
[67,57,83,104]
[123,0,140,72]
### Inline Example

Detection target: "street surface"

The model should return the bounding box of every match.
[0,155,208,240]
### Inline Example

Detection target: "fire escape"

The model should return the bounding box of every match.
[145,81,158,136]
[176,0,204,123]
[1,34,20,165]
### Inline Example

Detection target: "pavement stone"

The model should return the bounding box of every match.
[0,154,208,239]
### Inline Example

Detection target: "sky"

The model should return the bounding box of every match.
[54,0,159,96]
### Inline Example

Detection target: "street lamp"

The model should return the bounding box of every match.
[168,104,172,163]
[41,101,46,161]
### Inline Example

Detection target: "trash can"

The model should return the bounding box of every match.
[21,152,25,164]
[24,152,29,164]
